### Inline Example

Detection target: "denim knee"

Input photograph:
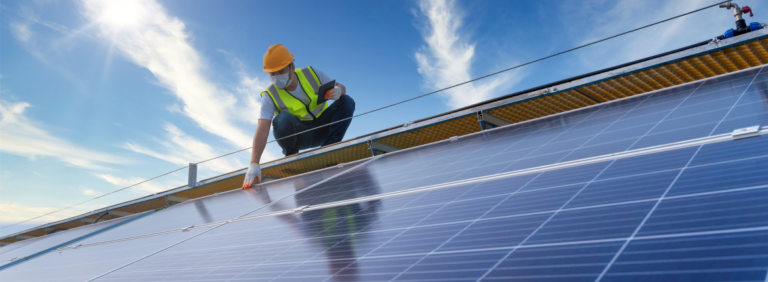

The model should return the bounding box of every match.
[272,113,297,137]
[337,95,356,113]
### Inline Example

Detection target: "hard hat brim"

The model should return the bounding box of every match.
[263,62,291,73]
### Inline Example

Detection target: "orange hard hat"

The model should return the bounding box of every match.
[263,44,294,73]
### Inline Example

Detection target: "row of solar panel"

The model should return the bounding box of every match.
[1,67,767,281]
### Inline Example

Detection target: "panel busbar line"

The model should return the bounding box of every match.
[91,135,768,282]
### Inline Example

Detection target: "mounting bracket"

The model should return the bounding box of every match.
[477,111,512,130]
[731,125,761,139]
[367,140,401,156]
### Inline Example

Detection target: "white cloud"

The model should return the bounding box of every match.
[227,54,271,125]
[80,0,252,148]
[94,173,169,194]
[414,0,522,109]
[82,189,101,196]
[0,99,126,170]
[557,0,737,69]
[10,22,32,42]
[123,123,244,174]
[80,0,279,164]
[0,201,88,225]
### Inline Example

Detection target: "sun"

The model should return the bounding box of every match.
[97,1,146,28]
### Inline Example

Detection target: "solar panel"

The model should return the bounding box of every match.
[1,67,766,281]
[91,134,767,282]
[0,213,143,270]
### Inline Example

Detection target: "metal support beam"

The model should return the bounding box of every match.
[0,241,12,246]
[107,210,134,217]
[44,227,67,235]
[477,111,512,130]
[367,140,401,156]
[16,235,36,240]
[165,195,191,207]
[188,163,198,188]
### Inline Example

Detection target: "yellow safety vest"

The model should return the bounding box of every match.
[261,66,329,121]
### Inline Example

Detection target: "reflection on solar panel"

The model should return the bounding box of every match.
[1,68,767,281]
[0,213,145,270]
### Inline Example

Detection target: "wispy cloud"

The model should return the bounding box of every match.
[94,173,170,194]
[414,0,522,109]
[80,0,253,148]
[10,22,32,42]
[80,0,279,164]
[0,201,90,225]
[557,0,730,69]
[0,99,126,170]
[123,123,244,175]
[82,189,101,196]
[225,52,271,125]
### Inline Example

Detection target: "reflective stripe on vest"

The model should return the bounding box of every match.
[261,66,329,121]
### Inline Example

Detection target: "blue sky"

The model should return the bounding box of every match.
[1,0,766,237]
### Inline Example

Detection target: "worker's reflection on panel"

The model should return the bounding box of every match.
[756,81,768,110]
[247,166,382,281]
[194,200,213,223]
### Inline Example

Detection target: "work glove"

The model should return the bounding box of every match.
[324,86,342,101]
[242,163,262,189]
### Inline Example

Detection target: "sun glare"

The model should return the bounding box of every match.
[98,2,146,28]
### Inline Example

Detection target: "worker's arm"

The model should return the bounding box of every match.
[251,119,271,163]
[336,82,346,96]
[242,119,271,189]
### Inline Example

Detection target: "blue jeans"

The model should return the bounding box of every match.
[272,95,355,156]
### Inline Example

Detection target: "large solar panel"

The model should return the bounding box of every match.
[1,67,766,281]
[85,134,768,281]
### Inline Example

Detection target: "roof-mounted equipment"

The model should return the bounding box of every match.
[717,2,764,40]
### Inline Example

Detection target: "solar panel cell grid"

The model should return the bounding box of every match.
[93,131,767,282]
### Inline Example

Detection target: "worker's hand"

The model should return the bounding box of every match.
[242,163,262,189]
[324,86,342,101]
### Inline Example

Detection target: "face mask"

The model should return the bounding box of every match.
[271,71,292,89]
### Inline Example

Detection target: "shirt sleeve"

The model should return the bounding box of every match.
[259,93,277,121]
[312,68,334,85]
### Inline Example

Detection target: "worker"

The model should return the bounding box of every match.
[242,44,355,189]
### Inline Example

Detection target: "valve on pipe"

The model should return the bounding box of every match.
[717,1,761,40]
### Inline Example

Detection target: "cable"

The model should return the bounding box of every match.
[0,0,726,232]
